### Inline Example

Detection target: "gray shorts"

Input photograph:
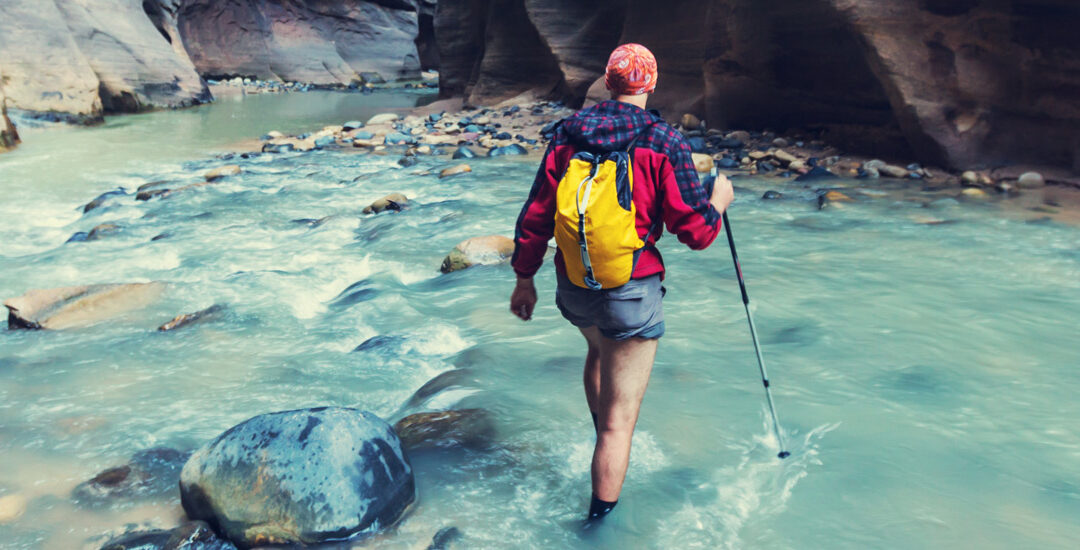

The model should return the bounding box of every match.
[555,272,665,341]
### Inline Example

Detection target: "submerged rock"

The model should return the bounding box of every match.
[817,190,853,209]
[762,190,783,200]
[427,526,464,550]
[5,282,166,330]
[204,165,241,182]
[394,409,496,452]
[73,447,189,506]
[439,164,472,178]
[86,223,122,241]
[179,407,414,548]
[363,193,409,214]
[98,521,235,550]
[0,494,27,524]
[795,166,838,182]
[158,305,226,332]
[83,189,127,213]
[440,235,514,273]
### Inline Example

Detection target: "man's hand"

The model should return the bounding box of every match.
[710,173,734,213]
[510,277,538,320]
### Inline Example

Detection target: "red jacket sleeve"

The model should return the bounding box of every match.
[511,144,563,278]
[658,140,721,250]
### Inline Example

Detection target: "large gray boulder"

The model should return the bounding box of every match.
[179,407,414,548]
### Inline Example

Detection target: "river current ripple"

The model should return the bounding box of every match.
[0,92,1078,549]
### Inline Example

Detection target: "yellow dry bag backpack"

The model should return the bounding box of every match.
[554,123,657,290]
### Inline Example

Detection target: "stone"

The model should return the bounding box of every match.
[818,190,854,209]
[762,190,783,200]
[879,165,910,178]
[265,131,285,140]
[360,72,386,85]
[440,164,472,178]
[487,144,528,157]
[726,131,752,144]
[717,157,738,169]
[83,189,126,213]
[163,521,237,550]
[86,223,121,241]
[691,153,714,173]
[343,121,364,131]
[179,407,414,547]
[5,282,166,330]
[772,150,798,166]
[394,409,496,451]
[314,135,336,149]
[687,137,708,153]
[262,142,295,154]
[66,231,89,243]
[789,160,808,172]
[363,193,408,214]
[772,138,789,148]
[428,526,464,550]
[158,305,225,332]
[385,132,416,145]
[204,165,241,182]
[440,235,515,273]
[0,494,27,523]
[416,145,432,155]
[1017,171,1045,188]
[749,150,769,161]
[679,113,701,129]
[137,188,171,201]
[397,156,419,167]
[73,447,189,506]
[99,529,172,550]
[961,188,989,199]
[961,171,979,185]
[367,113,400,125]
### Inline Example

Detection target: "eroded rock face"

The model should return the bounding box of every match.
[176,0,423,85]
[0,0,210,122]
[179,407,414,548]
[1,88,19,152]
[4,283,167,330]
[437,0,1080,172]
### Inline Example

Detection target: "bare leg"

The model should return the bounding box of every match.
[591,336,658,502]
[579,326,603,419]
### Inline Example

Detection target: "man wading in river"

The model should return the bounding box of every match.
[509,43,735,521]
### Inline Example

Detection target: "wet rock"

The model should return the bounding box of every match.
[726,130,751,144]
[762,190,783,200]
[487,144,528,157]
[363,193,408,214]
[817,190,853,209]
[179,407,414,547]
[687,137,708,153]
[343,120,365,131]
[0,494,27,523]
[788,160,808,172]
[1017,171,1045,188]
[262,142,295,154]
[795,166,838,182]
[961,171,979,186]
[73,447,189,506]
[352,130,376,140]
[961,188,989,199]
[66,231,89,243]
[428,526,464,550]
[772,137,789,148]
[385,132,415,145]
[717,157,739,169]
[440,235,514,273]
[398,156,419,167]
[715,138,744,149]
[691,153,713,174]
[100,529,172,550]
[352,335,406,354]
[158,305,226,332]
[137,188,172,201]
[314,135,336,149]
[440,164,472,178]
[757,160,776,173]
[204,165,241,182]
[679,113,701,129]
[394,409,495,451]
[164,521,237,550]
[749,151,769,161]
[83,189,127,213]
[367,113,399,125]
[264,130,285,140]
[4,282,166,330]
[995,181,1017,194]
[87,223,121,241]
[879,164,910,178]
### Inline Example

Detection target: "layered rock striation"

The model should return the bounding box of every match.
[435,0,1080,172]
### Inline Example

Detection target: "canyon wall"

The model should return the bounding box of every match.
[0,0,424,127]
[436,0,1080,171]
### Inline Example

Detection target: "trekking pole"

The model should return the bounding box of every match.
[721,209,790,459]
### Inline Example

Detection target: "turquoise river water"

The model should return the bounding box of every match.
[0,90,1078,549]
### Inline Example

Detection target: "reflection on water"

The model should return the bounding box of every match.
[0,92,1079,549]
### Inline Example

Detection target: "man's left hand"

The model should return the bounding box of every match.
[510,277,537,320]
